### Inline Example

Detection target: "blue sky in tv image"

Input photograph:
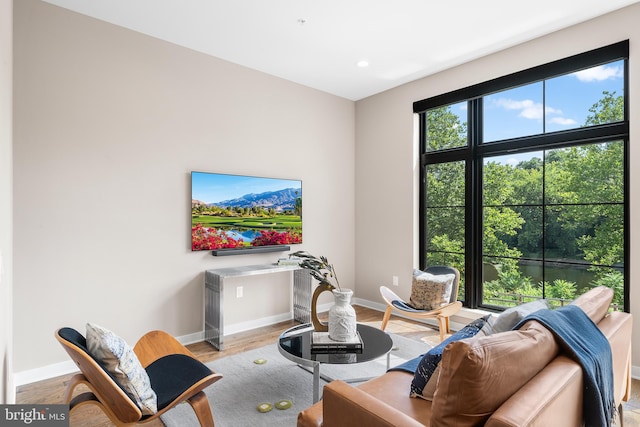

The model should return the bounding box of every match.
[447,60,624,166]
[191,171,301,204]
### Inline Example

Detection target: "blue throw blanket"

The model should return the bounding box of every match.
[515,304,615,427]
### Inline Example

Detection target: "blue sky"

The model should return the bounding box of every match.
[450,60,624,165]
[192,172,301,203]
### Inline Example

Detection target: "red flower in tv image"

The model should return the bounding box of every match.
[251,230,302,247]
[192,224,244,251]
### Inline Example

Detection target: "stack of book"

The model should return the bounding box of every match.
[310,331,364,353]
[277,256,302,266]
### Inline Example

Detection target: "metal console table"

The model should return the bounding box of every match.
[204,264,312,350]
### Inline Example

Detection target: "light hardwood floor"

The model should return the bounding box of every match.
[17,306,640,426]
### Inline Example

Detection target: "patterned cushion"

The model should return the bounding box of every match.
[410,315,490,399]
[409,269,455,310]
[86,323,158,415]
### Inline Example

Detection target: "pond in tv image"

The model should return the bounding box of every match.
[191,171,302,251]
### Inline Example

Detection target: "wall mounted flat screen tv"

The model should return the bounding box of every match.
[191,171,302,254]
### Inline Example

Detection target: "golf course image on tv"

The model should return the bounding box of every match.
[191,171,302,251]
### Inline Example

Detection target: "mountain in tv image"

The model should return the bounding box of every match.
[211,187,301,211]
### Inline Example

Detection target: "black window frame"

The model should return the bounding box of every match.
[415,40,630,311]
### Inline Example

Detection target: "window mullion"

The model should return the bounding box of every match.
[419,113,427,271]
[468,98,482,308]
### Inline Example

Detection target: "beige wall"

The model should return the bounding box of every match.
[1,0,14,403]
[12,0,355,374]
[355,3,640,366]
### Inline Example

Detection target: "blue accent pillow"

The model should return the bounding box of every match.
[409,315,490,398]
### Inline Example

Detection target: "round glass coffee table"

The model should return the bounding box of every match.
[277,323,393,403]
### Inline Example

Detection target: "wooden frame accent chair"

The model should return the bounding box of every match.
[380,266,462,342]
[55,327,222,426]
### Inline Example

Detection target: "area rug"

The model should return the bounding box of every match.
[160,333,430,427]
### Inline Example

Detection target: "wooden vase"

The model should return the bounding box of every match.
[311,283,334,332]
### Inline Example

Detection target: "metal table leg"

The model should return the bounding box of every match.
[313,362,320,403]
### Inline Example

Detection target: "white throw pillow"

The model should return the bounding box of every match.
[409,269,455,310]
[86,323,158,415]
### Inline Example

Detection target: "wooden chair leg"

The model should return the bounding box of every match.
[618,402,624,427]
[188,390,215,427]
[63,374,86,403]
[65,374,129,426]
[381,306,393,331]
[68,393,129,427]
[437,317,448,342]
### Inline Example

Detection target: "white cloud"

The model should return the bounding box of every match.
[505,157,520,166]
[548,117,577,126]
[492,97,575,127]
[494,98,543,119]
[573,65,622,82]
[493,98,564,121]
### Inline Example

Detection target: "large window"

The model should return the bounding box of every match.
[416,41,629,311]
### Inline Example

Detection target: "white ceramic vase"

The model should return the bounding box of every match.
[328,289,357,342]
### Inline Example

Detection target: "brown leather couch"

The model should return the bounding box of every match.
[298,287,632,427]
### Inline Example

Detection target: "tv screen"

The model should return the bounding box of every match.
[191,171,302,252]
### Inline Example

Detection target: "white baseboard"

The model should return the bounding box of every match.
[14,360,79,388]
[15,299,639,387]
[224,312,297,337]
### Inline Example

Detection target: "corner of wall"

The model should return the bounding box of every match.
[1,0,14,405]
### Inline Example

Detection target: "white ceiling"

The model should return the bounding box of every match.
[42,0,640,100]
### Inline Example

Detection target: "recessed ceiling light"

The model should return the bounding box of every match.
[357,60,369,68]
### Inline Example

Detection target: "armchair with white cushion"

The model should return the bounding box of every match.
[380,266,462,341]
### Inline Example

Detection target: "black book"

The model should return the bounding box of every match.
[310,331,363,353]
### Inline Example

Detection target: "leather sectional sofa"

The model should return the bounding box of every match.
[297,286,632,427]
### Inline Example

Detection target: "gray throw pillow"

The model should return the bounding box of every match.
[490,299,549,334]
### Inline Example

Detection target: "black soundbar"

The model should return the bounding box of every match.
[211,245,291,256]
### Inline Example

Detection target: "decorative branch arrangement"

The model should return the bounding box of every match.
[291,251,342,291]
